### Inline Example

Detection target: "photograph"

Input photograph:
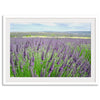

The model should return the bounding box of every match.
[10,22,91,77]
[3,17,96,85]
[0,1,99,100]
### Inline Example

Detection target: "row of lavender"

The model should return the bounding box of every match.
[10,38,91,77]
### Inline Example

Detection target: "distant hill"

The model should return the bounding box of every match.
[10,31,91,38]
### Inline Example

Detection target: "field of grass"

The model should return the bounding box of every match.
[23,35,91,39]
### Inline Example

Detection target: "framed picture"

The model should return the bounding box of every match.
[3,16,97,85]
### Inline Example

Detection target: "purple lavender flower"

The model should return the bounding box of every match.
[10,55,13,65]
[30,67,34,77]
[59,67,63,72]
[30,59,34,66]
[32,55,34,62]
[12,68,16,77]
[60,46,65,53]
[73,56,77,62]
[24,41,29,48]
[40,62,43,64]
[20,62,23,69]
[40,68,43,77]
[76,60,82,66]
[16,44,18,53]
[48,73,51,77]
[45,40,52,57]
[59,63,64,72]
[27,53,30,60]
[62,49,67,61]
[37,42,41,51]
[49,49,55,62]
[54,43,58,52]
[15,60,17,66]
[23,50,26,58]
[41,51,44,60]
[57,58,61,65]
[49,59,55,73]
[11,60,14,68]
[16,55,19,62]
[10,45,13,52]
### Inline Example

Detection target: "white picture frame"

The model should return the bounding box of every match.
[2,16,97,86]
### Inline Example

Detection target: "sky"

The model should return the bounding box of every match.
[10,23,91,32]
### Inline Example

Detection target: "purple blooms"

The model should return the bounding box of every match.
[32,55,34,62]
[16,44,19,53]
[23,50,26,58]
[41,51,44,61]
[24,41,29,48]
[57,58,61,65]
[10,55,13,65]
[37,41,41,51]
[59,63,64,72]
[45,40,52,57]
[49,59,55,76]
[10,37,91,77]
[49,49,55,62]
[15,60,17,66]
[30,67,34,77]
[27,53,30,60]
[12,67,16,77]
[30,58,34,66]
[20,62,23,69]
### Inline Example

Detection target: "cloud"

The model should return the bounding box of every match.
[40,23,56,26]
[64,23,91,31]
[67,23,90,27]
[10,22,91,32]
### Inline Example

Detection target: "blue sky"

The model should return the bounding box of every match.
[10,23,91,32]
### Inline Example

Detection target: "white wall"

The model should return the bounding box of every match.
[0,0,99,100]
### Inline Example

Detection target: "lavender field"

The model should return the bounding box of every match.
[10,37,91,77]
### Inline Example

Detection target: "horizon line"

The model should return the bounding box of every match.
[10,30,91,32]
